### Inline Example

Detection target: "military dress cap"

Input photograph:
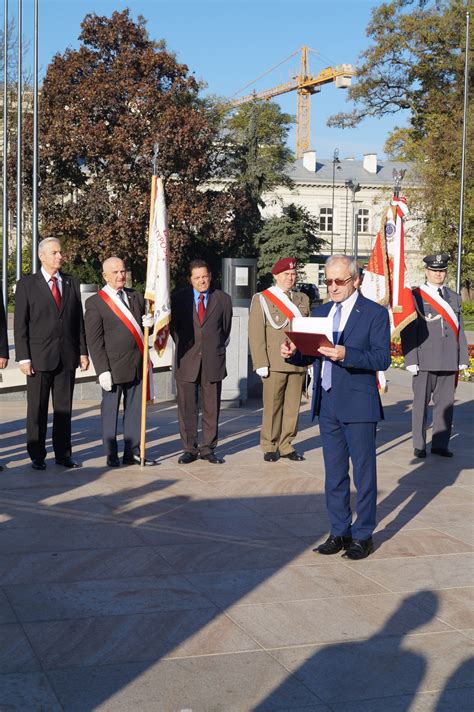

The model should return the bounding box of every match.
[423,253,450,271]
[271,258,297,275]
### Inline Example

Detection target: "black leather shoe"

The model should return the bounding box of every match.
[315,534,352,555]
[263,452,279,462]
[200,453,224,464]
[106,456,120,468]
[122,454,158,466]
[55,457,80,468]
[31,459,46,471]
[431,448,453,457]
[414,448,426,458]
[280,451,305,461]
[344,538,374,560]
[178,452,198,464]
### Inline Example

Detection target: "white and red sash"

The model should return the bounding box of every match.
[414,286,459,339]
[98,288,154,400]
[260,286,302,329]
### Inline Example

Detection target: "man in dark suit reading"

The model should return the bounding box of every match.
[171,259,233,465]
[282,255,391,559]
[14,237,89,470]
[84,257,157,467]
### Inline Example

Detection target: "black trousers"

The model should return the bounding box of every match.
[176,376,222,457]
[101,380,141,459]
[26,364,76,462]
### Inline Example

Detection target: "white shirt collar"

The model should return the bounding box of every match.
[330,288,358,314]
[41,266,61,283]
[424,281,444,295]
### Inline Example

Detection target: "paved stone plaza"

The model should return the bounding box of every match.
[0,368,472,711]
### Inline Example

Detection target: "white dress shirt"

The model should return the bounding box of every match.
[321,289,359,381]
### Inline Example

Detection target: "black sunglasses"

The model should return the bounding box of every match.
[324,277,353,287]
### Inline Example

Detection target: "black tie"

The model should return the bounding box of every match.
[117,290,130,311]
[437,288,444,300]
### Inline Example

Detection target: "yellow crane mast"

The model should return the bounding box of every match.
[229,46,355,159]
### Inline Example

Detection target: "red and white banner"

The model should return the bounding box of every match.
[145,176,171,357]
[361,196,417,392]
[362,197,416,338]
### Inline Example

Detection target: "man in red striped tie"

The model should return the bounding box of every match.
[170,259,233,464]
[14,237,89,470]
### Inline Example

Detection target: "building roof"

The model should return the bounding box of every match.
[287,156,416,187]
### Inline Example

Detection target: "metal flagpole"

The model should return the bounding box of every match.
[456,9,469,294]
[15,0,22,280]
[32,0,38,272]
[2,0,8,308]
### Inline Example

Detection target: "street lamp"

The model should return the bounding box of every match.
[345,179,362,260]
[331,148,342,255]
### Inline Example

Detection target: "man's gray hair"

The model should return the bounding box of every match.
[325,254,358,278]
[38,237,61,255]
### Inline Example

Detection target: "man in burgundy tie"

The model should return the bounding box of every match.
[14,237,89,469]
[170,259,233,464]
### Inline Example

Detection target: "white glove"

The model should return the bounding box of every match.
[142,313,154,329]
[459,364,468,370]
[405,365,419,375]
[99,371,113,391]
[256,366,269,378]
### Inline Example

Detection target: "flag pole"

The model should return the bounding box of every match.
[139,146,158,466]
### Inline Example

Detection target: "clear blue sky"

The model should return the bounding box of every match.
[6,0,407,159]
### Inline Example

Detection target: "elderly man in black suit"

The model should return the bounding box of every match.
[85,256,157,467]
[14,237,89,470]
[170,259,233,465]
[0,291,8,470]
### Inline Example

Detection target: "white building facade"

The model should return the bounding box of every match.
[262,151,424,296]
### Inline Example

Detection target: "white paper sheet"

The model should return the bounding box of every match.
[291,316,333,340]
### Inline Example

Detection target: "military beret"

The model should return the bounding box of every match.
[271,258,297,275]
[423,253,449,271]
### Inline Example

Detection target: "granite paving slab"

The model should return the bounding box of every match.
[185,562,386,607]
[4,574,213,622]
[227,591,451,648]
[0,672,63,711]
[47,651,326,712]
[0,546,175,585]
[0,624,41,673]
[271,630,474,706]
[24,609,259,670]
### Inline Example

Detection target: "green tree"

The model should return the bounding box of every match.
[223,99,295,256]
[253,204,325,289]
[328,0,473,289]
[17,10,232,285]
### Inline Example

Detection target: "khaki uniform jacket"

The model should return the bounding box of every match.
[249,290,310,373]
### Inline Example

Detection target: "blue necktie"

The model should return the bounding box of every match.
[321,303,342,392]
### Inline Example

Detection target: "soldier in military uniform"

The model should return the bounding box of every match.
[249,258,310,462]
[401,253,468,458]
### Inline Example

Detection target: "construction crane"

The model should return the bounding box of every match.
[229,46,355,159]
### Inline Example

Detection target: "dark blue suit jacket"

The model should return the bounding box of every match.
[305,294,391,422]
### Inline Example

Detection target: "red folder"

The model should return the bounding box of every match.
[285,331,334,356]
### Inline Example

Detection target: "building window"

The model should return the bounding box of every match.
[357,209,370,234]
[319,207,333,232]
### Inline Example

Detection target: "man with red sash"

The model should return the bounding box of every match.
[401,253,468,458]
[85,257,157,467]
[249,258,310,462]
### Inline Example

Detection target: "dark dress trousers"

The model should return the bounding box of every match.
[310,294,391,539]
[0,291,8,360]
[401,286,469,451]
[290,293,391,540]
[84,289,145,459]
[171,286,233,456]
[14,271,87,462]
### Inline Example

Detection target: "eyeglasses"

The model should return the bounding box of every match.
[324,277,353,287]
